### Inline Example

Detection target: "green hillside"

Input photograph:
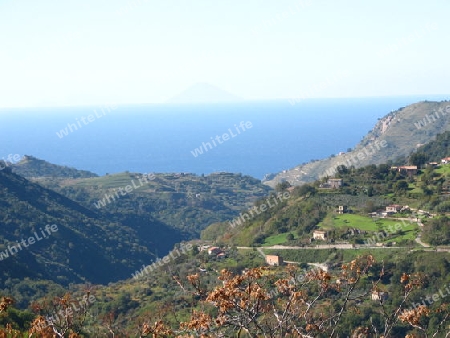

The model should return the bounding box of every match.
[22,163,272,238]
[0,167,170,302]
[207,145,450,249]
[0,160,272,307]
[1,105,450,336]
[1,157,450,335]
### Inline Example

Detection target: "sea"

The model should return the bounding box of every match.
[0,96,446,180]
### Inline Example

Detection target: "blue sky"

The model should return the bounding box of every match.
[0,0,449,107]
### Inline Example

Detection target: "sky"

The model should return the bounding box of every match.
[0,0,449,107]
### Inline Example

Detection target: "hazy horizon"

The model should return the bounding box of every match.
[1,94,449,111]
[1,0,449,108]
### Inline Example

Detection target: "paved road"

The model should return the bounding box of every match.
[238,244,396,251]
[269,244,356,249]
[415,237,430,247]
[256,247,265,259]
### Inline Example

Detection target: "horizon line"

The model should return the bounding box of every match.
[0,94,449,110]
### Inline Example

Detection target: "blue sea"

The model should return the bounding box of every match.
[0,97,443,179]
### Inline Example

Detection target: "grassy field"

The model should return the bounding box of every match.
[318,214,419,242]
[408,182,422,194]
[262,233,298,246]
[319,214,416,232]
[262,214,419,247]
[434,164,450,175]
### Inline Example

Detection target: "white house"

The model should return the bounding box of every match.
[386,205,402,213]
[313,230,327,240]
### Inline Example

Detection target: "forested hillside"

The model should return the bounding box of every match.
[0,167,168,299]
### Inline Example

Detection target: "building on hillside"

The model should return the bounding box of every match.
[337,205,348,214]
[328,178,343,189]
[371,291,389,302]
[396,166,418,177]
[313,230,327,241]
[428,162,439,168]
[320,178,344,189]
[386,204,402,213]
[266,255,283,266]
[441,157,450,164]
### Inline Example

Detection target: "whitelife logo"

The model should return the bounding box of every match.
[414,105,450,130]
[132,243,193,279]
[0,224,58,261]
[93,173,155,209]
[36,294,97,331]
[320,140,388,178]
[0,154,21,171]
[55,104,118,139]
[228,192,291,228]
[365,214,418,246]
[190,121,253,158]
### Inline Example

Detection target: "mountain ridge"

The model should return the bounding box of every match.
[12,155,98,179]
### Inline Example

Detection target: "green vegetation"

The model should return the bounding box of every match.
[422,216,450,245]
[263,248,410,264]
[262,232,298,246]
[25,163,272,238]
[0,108,449,336]
[211,132,450,251]
[0,167,158,288]
[435,164,450,175]
[0,162,271,303]
[318,214,418,243]
[413,131,450,164]
[319,214,398,231]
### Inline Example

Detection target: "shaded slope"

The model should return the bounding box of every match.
[0,168,158,286]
